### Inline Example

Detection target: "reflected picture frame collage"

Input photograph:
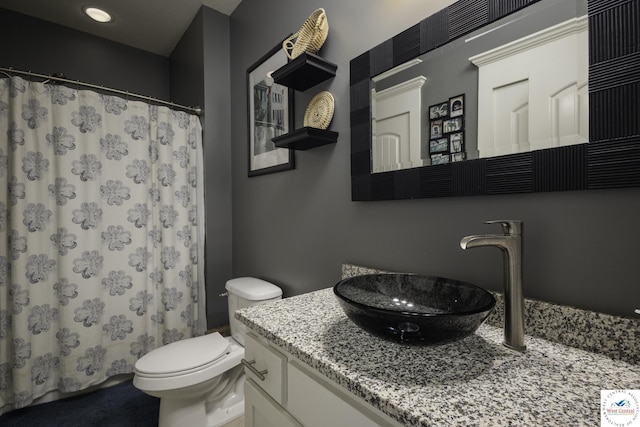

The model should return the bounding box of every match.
[428,94,466,165]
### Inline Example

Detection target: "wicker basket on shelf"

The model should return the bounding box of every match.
[283,8,329,59]
[304,91,335,130]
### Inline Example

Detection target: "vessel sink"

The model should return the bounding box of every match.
[334,274,496,345]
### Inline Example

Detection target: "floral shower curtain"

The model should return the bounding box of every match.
[0,76,206,413]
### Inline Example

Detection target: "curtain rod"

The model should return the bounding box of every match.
[0,67,203,116]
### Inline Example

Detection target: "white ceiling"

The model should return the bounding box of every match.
[0,0,242,57]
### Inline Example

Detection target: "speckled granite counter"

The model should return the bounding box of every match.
[237,286,640,426]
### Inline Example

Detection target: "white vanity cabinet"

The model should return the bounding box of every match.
[243,332,403,427]
[245,379,302,427]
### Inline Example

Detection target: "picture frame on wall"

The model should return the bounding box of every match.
[443,117,463,133]
[451,152,466,162]
[426,93,466,165]
[247,38,295,177]
[429,101,449,119]
[450,132,464,153]
[430,137,449,154]
[431,153,450,165]
[449,94,464,118]
[430,119,443,139]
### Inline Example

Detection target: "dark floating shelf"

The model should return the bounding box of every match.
[272,52,337,91]
[273,127,338,151]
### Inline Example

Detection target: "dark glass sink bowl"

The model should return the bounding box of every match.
[334,274,496,345]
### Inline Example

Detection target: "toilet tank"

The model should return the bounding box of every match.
[226,277,282,346]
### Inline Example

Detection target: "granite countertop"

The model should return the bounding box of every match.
[237,287,640,427]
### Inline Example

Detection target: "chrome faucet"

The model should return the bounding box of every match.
[460,220,526,352]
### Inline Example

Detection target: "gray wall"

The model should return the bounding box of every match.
[201,8,234,329]
[171,8,233,329]
[0,8,170,99]
[229,0,640,320]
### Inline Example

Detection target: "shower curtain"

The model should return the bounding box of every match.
[0,76,206,413]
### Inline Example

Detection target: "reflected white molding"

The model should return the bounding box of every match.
[373,75,427,101]
[472,14,589,158]
[372,58,423,83]
[469,15,588,67]
[372,75,427,172]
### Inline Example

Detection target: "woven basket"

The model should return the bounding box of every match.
[304,91,334,129]
[283,8,329,59]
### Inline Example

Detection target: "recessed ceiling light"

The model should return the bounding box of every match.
[84,7,112,23]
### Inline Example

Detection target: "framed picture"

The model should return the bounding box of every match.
[449,94,464,118]
[449,132,464,153]
[443,117,463,134]
[430,119,443,139]
[431,153,450,165]
[429,137,449,154]
[247,39,294,177]
[451,152,466,162]
[429,101,449,119]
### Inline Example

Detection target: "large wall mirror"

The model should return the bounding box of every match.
[350,0,640,200]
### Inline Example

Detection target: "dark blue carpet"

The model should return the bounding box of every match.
[0,380,160,426]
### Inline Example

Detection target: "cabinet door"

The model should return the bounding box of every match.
[245,378,302,427]
[287,361,403,427]
[244,332,287,404]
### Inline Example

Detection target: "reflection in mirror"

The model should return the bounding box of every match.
[351,0,640,200]
[471,16,588,158]
[372,59,426,172]
[369,0,587,174]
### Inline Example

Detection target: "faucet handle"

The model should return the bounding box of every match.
[483,220,523,236]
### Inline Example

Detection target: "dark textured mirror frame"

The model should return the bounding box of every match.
[350,0,640,200]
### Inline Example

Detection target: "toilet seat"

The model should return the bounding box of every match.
[134,333,245,392]
[136,332,230,377]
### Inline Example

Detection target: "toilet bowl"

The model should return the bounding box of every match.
[133,277,282,427]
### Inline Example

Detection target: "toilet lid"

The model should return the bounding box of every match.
[135,333,230,375]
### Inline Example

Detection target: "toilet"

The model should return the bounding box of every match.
[133,277,282,427]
